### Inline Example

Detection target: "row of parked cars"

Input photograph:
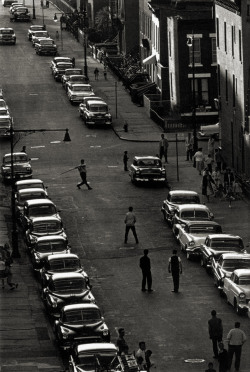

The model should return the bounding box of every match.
[27,24,57,55]
[9,2,31,22]
[161,189,250,315]
[0,89,13,138]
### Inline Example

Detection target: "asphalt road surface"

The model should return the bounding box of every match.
[1,4,250,372]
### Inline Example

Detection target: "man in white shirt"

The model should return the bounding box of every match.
[124,206,139,244]
[227,322,247,372]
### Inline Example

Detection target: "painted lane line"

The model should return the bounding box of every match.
[29,93,38,95]
[50,141,61,143]
[90,145,101,148]
[30,158,39,161]
[108,166,118,168]
[31,146,45,148]
[86,134,96,137]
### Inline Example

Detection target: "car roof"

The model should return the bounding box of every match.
[35,235,67,242]
[30,25,45,29]
[169,190,199,196]
[134,156,160,160]
[77,343,117,354]
[4,152,28,157]
[220,253,250,260]
[52,272,84,280]
[206,234,242,239]
[64,68,82,72]
[69,75,87,79]
[0,28,14,31]
[17,188,46,194]
[88,100,107,105]
[15,179,43,185]
[53,56,71,61]
[56,62,72,66]
[63,303,99,312]
[177,204,210,211]
[71,83,91,87]
[185,221,221,227]
[24,199,55,206]
[30,216,61,223]
[47,253,79,261]
[233,269,250,276]
[0,115,11,120]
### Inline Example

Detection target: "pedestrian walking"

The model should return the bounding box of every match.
[94,68,99,80]
[218,342,228,372]
[0,256,18,290]
[124,206,139,244]
[139,249,152,292]
[208,135,215,158]
[201,168,215,203]
[137,357,145,371]
[103,66,107,80]
[168,249,182,293]
[214,148,224,172]
[193,147,205,175]
[227,322,247,372]
[116,328,129,355]
[145,350,153,372]
[123,151,129,171]
[205,362,216,372]
[135,341,146,362]
[76,159,92,190]
[184,132,193,161]
[159,133,169,163]
[55,31,59,40]
[20,146,26,153]
[208,310,223,359]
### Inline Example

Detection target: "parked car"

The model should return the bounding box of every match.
[42,272,95,317]
[31,30,50,46]
[52,62,73,81]
[176,221,222,260]
[0,116,12,138]
[27,24,46,40]
[40,253,89,288]
[212,253,250,290]
[50,56,73,70]
[3,0,19,7]
[80,100,112,127]
[35,38,57,56]
[1,152,32,182]
[61,68,83,87]
[54,303,110,349]
[20,199,61,230]
[200,234,245,271]
[25,216,66,247]
[15,187,48,219]
[79,97,104,115]
[223,269,250,314]
[30,236,70,271]
[9,3,23,12]
[11,7,31,22]
[172,204,214,237]
[15,178,48,196]
[129,156,167,184]
[65,75,89,91]
[161,190,201,226]
[0,27,16,44]
[0,99,8,110]
[67,84,95,103]
[69,343,118,372]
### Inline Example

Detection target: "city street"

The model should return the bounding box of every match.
[0,2,250,372]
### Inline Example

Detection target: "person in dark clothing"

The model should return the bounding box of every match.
[218,342,228,372]
[208,310,223,359]
[139,249,152,292]
[94,68,99,80]
[116,328,128,355]
[205,362,216,372]
[145,350,153,372]
[168,249,182,293]
[201,168,215,203]
[123,151,129,171]
[20,146,26,153]
[76,159,92,190]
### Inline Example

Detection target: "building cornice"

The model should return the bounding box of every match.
[215,0,241,15]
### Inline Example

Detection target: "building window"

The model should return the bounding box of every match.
[216,18,219,47]
[169,31,171,57]
[189,39,201,64]
[191,78,209,106]
[224,22,227,52]
[233,74,235,107]
[239,29,242,61]
[231,26,234,57]
[217,64,221,96]
[225,69,228,102]
[211,38,217,63]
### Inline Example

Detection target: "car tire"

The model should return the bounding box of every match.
[234,299,242,315]
[186,251,191,260]
[200,257,205,267]
[131,174,135,184]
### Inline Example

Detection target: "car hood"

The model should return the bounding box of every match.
[188,234,207,244]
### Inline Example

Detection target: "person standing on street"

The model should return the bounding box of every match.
[208,310,223,359]
[135,341,146,362]
[208,135,215,158]
[227,322,247,372]
[185,132,194,161]
[76,159,92,190]
[139,249,152,292]
[116,328,129,355]
[218,342,228,372]
[103,66,107,80]
[159,133,169,163]
[94,68,99,80]
[193,147,205,175]
[124,206,139,244]
[123,151,129,171]
[168,249,182,293]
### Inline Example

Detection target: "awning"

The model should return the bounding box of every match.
[143,54,156,65]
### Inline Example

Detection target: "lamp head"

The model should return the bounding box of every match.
[53,14,58,22]
[187,38,192,47]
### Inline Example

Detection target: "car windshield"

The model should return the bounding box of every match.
[47,258,81,272]
[4,155,28,164]
[41,39,53,45]
[36,241,66,253]
[29,205,56,217]
[0,30,14,34]
[0,110,8,115]
[57,64,71,69]
[238,276,250,285]
[33,32,48,37]
[70,76,86,82]
[77,352,117,368]
[90,104,108,113]
[170,195,200,204]
[65,70,82,76]
[222,259,250,270]
[17,182,44,191]
[31,27,44,31]
[181,211,209,219]
[51,278,85,292]
[136,159,162,167]
[64,309,101,323]
[32,221,61,233]
[19,192,45,203]
[73,86,91,92]
[189,225,222,234]
[210,239,243,250]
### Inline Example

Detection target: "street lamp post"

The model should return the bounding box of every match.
[32,0,36,19]
[82,6,88,79]
[41,2,45,27]
[9,128,71,258]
